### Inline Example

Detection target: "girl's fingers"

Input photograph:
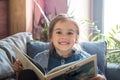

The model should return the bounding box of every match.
[13,59,24,72]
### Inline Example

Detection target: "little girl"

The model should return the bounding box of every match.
[13,14,106,80]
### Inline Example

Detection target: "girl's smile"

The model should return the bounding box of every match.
[58,40,70,45]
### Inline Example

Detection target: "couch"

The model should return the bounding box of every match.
[0,32,33,80]
[0,32,120,80]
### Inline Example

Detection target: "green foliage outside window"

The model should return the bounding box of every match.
[87,21,120,63]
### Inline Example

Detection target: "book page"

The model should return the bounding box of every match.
[13,46,45,80]
[47,59,85,74]
[45,55,97,80]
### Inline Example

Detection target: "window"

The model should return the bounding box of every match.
[67,0,92,41]
[104,0,120,35]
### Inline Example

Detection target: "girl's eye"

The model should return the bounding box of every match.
[67,32,73,35]
[56,31,62,34]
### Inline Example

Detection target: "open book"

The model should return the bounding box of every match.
[13,46,97,80]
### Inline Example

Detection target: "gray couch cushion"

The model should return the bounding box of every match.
[2,32,33,53]
[27,40,107,74]
[0,48,14,79]
[0,41,16,79]
[0,32,33,79]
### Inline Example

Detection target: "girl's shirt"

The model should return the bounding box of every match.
[34,49,90,73]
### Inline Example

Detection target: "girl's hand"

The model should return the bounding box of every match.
[90,74,106,80]
[13,59,24,72]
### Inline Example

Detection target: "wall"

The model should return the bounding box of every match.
[26,0,33,33]
[44,0,67,16]
[0,0,8,39]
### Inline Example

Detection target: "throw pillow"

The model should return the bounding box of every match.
[80,40,107,74]
[27,40,49,58]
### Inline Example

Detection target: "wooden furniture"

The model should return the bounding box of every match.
[8,0,33,35]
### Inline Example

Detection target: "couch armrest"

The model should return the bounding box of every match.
[106,63,120,80]
[0,48,15,79]
[2,32,33,53]
[0,32,33,79]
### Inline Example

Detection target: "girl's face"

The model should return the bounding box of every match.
[51,20,78,57]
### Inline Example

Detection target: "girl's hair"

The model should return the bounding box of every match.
[48,14,79,40]
[48,14,80,51]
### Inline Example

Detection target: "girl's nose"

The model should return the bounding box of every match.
[60,34,68,39]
